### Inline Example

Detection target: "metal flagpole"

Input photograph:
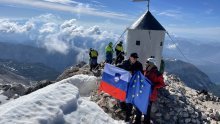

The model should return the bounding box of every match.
[132,0,150,11]
[93,0,151,71]
[147,0,150,11]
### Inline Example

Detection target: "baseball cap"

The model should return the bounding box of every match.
[130,53,139,58]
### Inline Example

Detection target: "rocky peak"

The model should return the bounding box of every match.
[56,61,101,81]
[2,61,219,123]
[91,73,220,123]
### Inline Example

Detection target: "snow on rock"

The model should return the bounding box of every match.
[60,74,98,97]
[0,94,8,104]
[65,98,122,124]
[0,75,123,124]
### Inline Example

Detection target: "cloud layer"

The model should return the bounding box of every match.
[0,14,118,62]
[0,19,35,33]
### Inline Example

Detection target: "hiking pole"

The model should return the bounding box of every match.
[112,27,129,48]
[110,27,129,65]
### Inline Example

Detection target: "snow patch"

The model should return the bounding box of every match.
[0,75,122,124]
[166,43,178,50]
[60,74,98,97]
[65,97,123,124]
[0,94,8,104]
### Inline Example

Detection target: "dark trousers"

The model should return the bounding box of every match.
[119,102,133,122]
[106,53,113,64]
[115,52,124,65]
[125,103,133,122]
[135,102,152,124]
[89,58,97,70]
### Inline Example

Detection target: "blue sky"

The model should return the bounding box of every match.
[0,0,220,41]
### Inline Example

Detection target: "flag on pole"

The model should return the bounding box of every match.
[99,64,131,101]
[126,71,152,114]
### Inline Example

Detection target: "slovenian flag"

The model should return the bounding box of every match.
[99,64,131,101]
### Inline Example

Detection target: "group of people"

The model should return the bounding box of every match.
[118,53,165,124]
[89,41,165,123]
[89,41,125,71]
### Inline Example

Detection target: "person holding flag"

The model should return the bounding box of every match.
[99,63,131,102]
[132,58,165,124]
[99,53,156,123]
[126,71,152,124]
[117,53,143,74]
[117,53,143,123]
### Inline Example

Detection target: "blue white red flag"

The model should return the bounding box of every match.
[99,64,131,101]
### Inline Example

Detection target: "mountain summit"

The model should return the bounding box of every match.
[0,60,219,124]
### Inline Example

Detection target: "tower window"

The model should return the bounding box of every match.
[136,41,140,46]
[160,42,163,46]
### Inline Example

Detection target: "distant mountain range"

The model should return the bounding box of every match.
[0,53,219,97]
[0,42,78,72]
[0,64,30,86]
[0,38,219,85]
[163,38,220,84]
[165,59,220,97]
[0,59,60,81]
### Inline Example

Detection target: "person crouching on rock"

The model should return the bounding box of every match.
[134,58,165,124]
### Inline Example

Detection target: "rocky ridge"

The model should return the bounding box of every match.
[90,73,220,124]
[0,62,92,105]
[1,62,220,124]
[54,62,220,123]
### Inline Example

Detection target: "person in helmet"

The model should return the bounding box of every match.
[134,58,165,124]
[105,42,114,64]
[115,41,124,65]
[89,48,98,71]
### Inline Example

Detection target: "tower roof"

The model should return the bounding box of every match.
[130,11,166,31]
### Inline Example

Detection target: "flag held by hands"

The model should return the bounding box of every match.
[126,71,152,114]
[99,64,131,101]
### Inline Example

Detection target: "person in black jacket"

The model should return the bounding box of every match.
[117,53,143,123]
[117,53,143,74]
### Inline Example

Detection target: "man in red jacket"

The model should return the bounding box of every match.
[135,58,165,124]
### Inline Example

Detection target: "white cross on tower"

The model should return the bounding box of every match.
[132,0,150,11]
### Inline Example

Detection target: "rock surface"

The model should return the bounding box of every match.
[56,61,101,81]
[57,62,220,123]
[90,73,220,123]
[1,62,220,123]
